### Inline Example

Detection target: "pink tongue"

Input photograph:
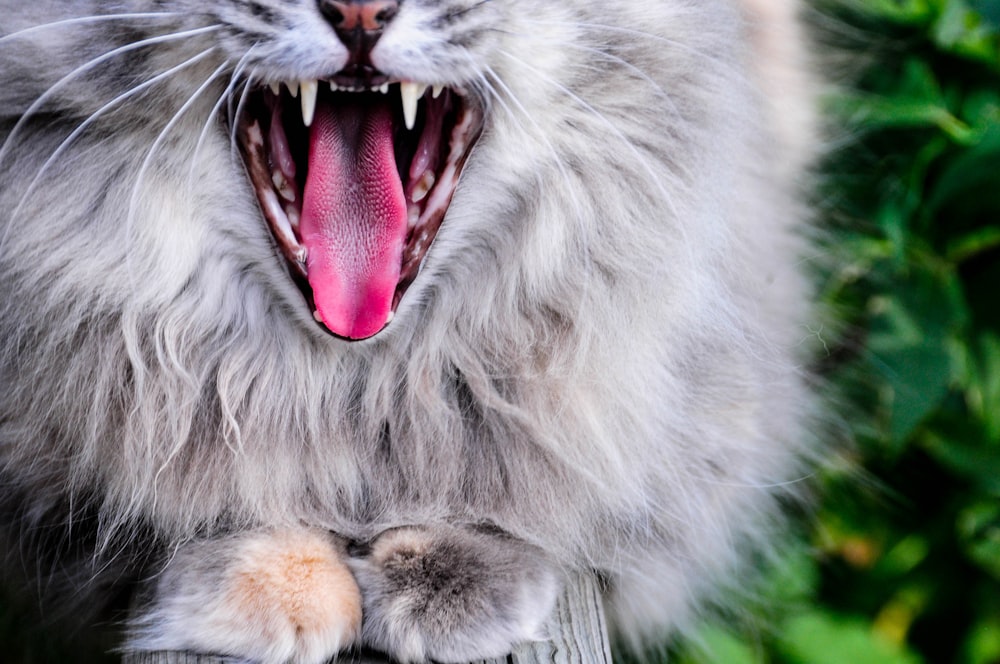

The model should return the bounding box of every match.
[299,99,407,340]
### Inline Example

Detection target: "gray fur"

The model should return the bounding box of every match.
[348,525,560,662]
[0,0,819,661]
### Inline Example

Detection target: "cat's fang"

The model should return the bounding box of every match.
[301,80,318,128]
[400,82,427,131]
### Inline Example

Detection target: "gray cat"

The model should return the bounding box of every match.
[0,1,819,662]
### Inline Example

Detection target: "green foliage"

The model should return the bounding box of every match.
[676,1,1000,662]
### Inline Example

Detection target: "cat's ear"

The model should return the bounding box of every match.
[348,524,562,663]
[126,529,362,664]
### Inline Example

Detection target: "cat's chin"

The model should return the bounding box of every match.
[236,79,484,341]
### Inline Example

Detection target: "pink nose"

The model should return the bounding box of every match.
[320,0,399,35]
[319,0,399,74]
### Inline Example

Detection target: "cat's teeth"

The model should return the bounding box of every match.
[330,82,340,92]
[272,171,296,203]
[400,82,427,131]
[287,81,299,98]
[268,82,281,96]
[379,83,389,94]
[431,85,444,99]
[300,80,318,127]
[411,171,435,202]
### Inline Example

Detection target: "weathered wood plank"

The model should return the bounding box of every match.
[122,572,610,664]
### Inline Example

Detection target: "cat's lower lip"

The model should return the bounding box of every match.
[235,80,484,340]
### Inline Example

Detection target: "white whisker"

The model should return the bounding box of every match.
[127,58,231,266]
[527,19,745,78]
[228,73,257,162]
[479,65,595,274]
[496,48,695,265]
[0,24,222,173]
[2,49,218,253]
[187,47,258,190]
[0,13,186,46]
[559,42,683,121]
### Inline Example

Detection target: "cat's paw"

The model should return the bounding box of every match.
[348,524,560,663]
[127,528,361,664]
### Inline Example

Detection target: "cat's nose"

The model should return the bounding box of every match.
[319,0,399,66]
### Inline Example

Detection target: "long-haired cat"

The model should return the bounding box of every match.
[0,0,819,662]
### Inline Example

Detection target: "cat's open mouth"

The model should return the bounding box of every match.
[236,80,484,340]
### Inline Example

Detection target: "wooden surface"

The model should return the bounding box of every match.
[122,572,611,664]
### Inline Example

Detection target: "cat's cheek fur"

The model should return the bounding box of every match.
[127,529,362,664]
[348,525,561,663]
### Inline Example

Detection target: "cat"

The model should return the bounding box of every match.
[0,0,819,662]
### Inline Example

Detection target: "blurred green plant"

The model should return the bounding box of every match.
[676,1,1000,662]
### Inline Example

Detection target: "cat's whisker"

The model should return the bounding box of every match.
[527,19,746,79]
[495,48,721,415]
[228,74,256,163]
[187,47,259,192]
[558,43,684,122]
[0,24,222,174]
[470,68,649,480]
[126,58,231,285]
[0,12,186,46]
[464,72,601,383]
[478,67,585,207]
[2,49,218,254]
[497,48,694,262]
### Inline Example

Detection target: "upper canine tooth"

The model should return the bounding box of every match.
[400,82,427,130]
[300,80,318,127]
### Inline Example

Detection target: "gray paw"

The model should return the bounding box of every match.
[348,524,560,663]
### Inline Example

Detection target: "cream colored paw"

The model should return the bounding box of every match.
[127,529,361,664]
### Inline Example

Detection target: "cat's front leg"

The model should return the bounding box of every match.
[348,524,561,663]
[127,528,361,664]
